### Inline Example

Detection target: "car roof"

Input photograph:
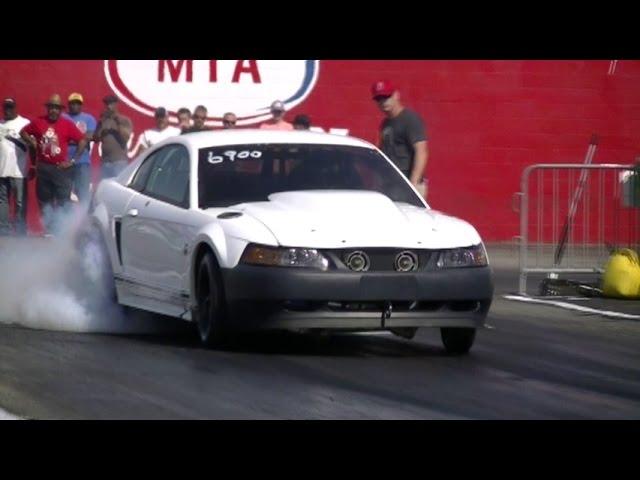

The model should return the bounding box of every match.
[177,129,377,150]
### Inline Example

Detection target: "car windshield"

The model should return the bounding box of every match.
[198,143,425,209]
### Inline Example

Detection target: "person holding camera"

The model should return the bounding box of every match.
[94,95,133,179]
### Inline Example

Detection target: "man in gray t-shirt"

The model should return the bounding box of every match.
[372,80,429,198]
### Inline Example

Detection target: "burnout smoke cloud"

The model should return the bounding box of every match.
[0,205,170,334]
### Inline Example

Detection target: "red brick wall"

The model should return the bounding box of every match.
[2,60,639,240]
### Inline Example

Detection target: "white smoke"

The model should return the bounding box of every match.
[0,204,173,334]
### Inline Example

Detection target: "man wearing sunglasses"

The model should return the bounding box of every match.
[182,105,211,134]
[20,94,87,234]
[372,80,429,198]
[222,112,237,129]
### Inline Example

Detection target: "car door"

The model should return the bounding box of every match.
[120,143,194,298]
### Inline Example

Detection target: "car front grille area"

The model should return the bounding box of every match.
[282,300,482,313]
[324,249,435,272]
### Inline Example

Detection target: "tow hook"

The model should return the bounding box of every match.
[381,301,393,328]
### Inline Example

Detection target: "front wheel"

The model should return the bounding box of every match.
[440,327,476,355]
[194,252,229,347]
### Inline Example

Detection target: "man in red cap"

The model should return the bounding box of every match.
[371,80,429,198]
[20,94,88,234]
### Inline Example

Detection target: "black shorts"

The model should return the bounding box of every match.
[36,162,73,206]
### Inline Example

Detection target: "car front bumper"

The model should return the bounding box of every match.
[220,265,493,331]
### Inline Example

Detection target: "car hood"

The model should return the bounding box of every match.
[225,190,482,249]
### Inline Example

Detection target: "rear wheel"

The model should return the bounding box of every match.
[440,327,476,355]
[194,252,229,347]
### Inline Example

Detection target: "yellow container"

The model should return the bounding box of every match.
[601,249,640,299]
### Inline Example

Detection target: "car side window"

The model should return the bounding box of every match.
[143,145,190,208]
[129,148,168,192]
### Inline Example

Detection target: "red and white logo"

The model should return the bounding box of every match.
[104,60,320,127]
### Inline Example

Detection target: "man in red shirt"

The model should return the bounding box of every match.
[20,94,88,234]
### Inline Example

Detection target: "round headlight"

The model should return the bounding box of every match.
[394,251,418,272]
[345,251,370,272]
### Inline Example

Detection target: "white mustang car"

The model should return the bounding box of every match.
[82,130,493,354]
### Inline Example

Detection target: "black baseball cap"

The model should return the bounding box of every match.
[103,94,119,104]
[293,114,311,128]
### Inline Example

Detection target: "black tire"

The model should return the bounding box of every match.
[440,327,476,355]
[194,252,229,347]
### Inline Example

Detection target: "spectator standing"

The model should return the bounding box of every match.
[64,92,96,206]
[259,101,293,131]
[94,94,133,178]
[293,114,311,131]
[222,112,237,129]
[136,107,181,154]
[20,94,87,234]
[182,105,211,134]
[177,107,192,133]
[371,80,429,198]
[0,97,31,234]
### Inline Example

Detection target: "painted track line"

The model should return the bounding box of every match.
[503,294,640,320]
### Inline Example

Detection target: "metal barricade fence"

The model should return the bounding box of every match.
[514,164,640,295]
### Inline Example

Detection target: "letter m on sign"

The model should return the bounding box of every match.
[158,60,193,82]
